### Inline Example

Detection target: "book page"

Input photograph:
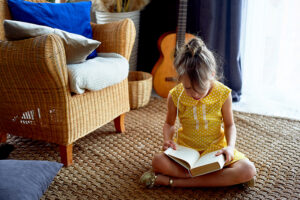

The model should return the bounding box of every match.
[164,144,200,169]
[192,150,225,169]
[166,155,191,170]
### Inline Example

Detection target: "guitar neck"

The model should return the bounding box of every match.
[176,0,188,50]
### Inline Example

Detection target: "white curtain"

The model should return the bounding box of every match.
[233,0,300,120]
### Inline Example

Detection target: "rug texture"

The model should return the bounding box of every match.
[6,98,300,200]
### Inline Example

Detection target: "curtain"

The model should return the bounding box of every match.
[234,0,300,119]
[187,0,244,102]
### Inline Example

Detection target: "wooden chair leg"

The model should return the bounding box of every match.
[59,144,73,167]
[114,114,125,133]
[0,133,7,143]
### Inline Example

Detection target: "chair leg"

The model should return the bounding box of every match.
[59,144,73,167]
[0,133,7,143]
[114,114,125,133]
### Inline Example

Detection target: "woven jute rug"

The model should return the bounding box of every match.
[7,98,300,200]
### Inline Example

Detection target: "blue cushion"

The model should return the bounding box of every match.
[7,0,97,59]
[0,160,63,200]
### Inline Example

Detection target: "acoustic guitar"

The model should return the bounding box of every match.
[152,0,195,98]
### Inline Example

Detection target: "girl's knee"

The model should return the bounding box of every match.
[240,160,256,182]
[231,159,256,183]
[247,161,256,178]
[152,153,166,172]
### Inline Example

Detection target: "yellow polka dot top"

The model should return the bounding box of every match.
[170,81,231,152]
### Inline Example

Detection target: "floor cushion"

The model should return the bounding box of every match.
[0,160,63,200]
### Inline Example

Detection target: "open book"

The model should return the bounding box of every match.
[164,144,226,177]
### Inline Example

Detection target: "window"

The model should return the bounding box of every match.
[234,0,300,120]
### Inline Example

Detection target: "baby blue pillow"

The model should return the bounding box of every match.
[0,160,63,200]
[7,0,97,59]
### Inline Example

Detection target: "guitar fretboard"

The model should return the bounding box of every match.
[176,0,188,50]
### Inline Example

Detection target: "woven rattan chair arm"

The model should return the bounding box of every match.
[0,34,69,93]
[91,18,136,61]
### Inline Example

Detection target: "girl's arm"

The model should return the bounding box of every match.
[222,93,236,149]
[216,93,236,163]
[162,93,178,150]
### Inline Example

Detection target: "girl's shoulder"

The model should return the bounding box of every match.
[213,81,231,92]
[211,81,232,104]
[170,83,184,95]
[169,83,185,107]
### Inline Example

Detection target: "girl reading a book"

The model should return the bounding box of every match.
[140,37,256,188]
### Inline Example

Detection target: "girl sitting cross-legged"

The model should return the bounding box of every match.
[140,37,256,188]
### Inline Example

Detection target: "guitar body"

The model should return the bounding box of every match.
[152,32,195,98]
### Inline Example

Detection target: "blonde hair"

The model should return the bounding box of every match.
[174,37,220,92]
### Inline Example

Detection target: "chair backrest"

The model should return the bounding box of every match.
[0,0,47,40]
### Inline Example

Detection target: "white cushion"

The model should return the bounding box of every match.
[67,53,129,94]
[3,20,100,64]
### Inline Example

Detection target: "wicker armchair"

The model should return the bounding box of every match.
[0,0,136,166]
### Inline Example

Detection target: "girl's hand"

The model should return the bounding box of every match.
[215,146,234,163]
[163,140,177,151]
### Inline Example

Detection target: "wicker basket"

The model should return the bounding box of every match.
[128,71,152,109]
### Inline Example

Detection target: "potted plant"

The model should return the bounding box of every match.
[91,0,150,71]
[91,0,149,13]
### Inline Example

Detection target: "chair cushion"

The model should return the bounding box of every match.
[4,20,100,64]
[6,0,97,59]
[67,53,129,94]
[0,160,63,200]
